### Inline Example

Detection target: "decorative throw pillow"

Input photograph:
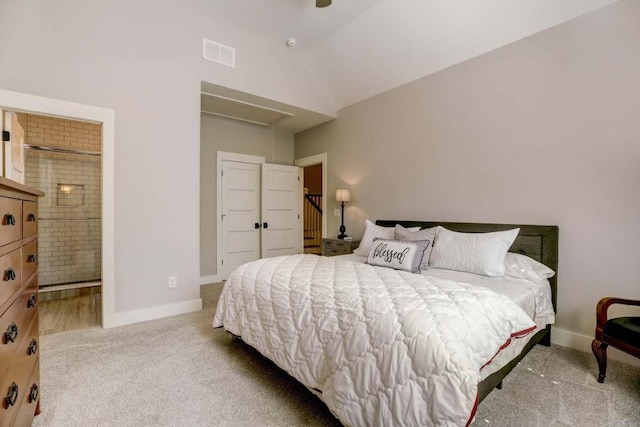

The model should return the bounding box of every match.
[353,220,419,257]
[394,224,436,270]
[429,227,520,277]
[504,252,555,282]
[366,238,430,273]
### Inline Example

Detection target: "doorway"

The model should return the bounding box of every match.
[294,153,327,255]
[0,89,116,328]
[302,164,322,254]
[19,112,103,334]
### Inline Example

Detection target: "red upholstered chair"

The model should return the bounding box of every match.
[591,297,640,383]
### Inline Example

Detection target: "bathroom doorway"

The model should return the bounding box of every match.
[19,112,102,334]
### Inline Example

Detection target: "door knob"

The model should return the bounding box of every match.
[254,223,260,229]
[263,222,268,229]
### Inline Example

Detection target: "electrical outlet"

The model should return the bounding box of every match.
[168,276,178,288]
[334,208,341,217]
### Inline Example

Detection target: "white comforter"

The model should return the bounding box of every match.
[213,255,536,426]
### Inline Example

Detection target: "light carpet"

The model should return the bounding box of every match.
[33,284,640,427]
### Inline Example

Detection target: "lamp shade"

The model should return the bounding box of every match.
[335,189,351,202]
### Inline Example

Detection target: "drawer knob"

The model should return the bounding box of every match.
[263,222,268,229]
[2,213,16,226]
[27,254,37,263]
[5,383,18,407]
[3,268,16,281]
[27,294,37,308]
[29,384,38,403]
[4,323,18,343]
[254,222,260,229]
[27,213,36,222]
[28,339,38,356]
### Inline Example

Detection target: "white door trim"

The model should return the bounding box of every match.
[0,89,116,328]
[294,153,328,242]
[215,151,265,280]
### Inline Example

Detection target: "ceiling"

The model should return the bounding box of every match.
[204,0,619,131]
[210,0,384,52]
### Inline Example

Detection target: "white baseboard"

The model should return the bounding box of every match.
[200,274,220,285]
[104,298,203,329]
[552,326,640,367]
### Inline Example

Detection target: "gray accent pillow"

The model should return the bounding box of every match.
[366,238,430,273]
[394,225,436,270]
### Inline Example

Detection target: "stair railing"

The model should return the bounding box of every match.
[304,194,322,250]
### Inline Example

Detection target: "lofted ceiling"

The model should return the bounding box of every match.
[210,0,384,53]
[205,0,619,130]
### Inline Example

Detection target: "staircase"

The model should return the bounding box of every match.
[303,193,322,255]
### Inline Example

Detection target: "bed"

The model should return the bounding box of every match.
[213,220,558,426]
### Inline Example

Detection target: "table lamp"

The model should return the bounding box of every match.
[335,189,351,239]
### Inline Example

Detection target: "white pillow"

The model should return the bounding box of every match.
[394,224,436,270]
[353,220,419,257]
[430,227,520,277]
[366,238,430,273]
[504,252,555,282]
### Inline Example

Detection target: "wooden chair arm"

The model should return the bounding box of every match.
[595,297,640,329]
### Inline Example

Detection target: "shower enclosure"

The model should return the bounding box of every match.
[25,145,102,290]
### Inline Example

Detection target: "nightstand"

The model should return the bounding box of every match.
[322,238,361,257]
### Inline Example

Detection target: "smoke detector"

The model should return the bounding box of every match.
[286,38,297,47]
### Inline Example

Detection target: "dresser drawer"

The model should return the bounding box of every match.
[0,332,38,425]
[0,280,38,380]
[326,239,350,251]
[0,248,22,310]
[22,202,38,239]
[322,239,360,257]
[22,239,38,283]
[0,198,22,247]
[11,359,40,427]
[0,312,38,385]
[323,248,342,256]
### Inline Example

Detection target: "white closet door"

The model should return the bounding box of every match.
[221,160,261,279]
[261,164,302,258]
[1,110,25,183]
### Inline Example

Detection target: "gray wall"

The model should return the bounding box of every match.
[0,0,327,314]
[295,0,640,339]
[200,113,294,277]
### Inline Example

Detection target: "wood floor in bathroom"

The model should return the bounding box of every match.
[38,284,221,336]
[39,286,102,335]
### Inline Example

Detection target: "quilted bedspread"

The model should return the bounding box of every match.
[213,255,536,426]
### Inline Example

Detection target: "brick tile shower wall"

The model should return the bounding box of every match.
[23,114,102,287]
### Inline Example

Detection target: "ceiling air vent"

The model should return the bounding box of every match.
[203,38,235,68]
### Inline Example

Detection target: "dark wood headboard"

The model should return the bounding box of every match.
[375,220,559,314]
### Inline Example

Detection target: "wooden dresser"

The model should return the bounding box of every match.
[0,177,43,426]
